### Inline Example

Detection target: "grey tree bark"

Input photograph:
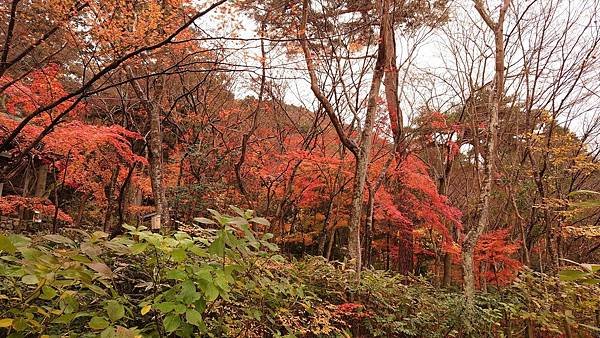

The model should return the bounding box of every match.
[462,0,510,308]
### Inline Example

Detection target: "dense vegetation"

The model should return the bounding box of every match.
[0,0,599,336]
[1,209,599,337]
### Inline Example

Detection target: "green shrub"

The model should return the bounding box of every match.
[1,208,599,337]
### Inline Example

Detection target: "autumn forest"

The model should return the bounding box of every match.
[0,0,599,337]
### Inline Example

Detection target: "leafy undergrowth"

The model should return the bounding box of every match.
[1,209,599,337]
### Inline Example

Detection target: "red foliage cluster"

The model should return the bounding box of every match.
[0,196,72,223]
[1,65,145,223]
[334,303,372,319]
[474,229,522,286]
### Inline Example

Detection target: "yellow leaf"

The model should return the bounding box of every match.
[141,304,151,315]
[0,318,13,328]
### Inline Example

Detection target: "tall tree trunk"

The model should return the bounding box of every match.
[463,0,510,309]
[299,0,388,279]
[147,98,169,228]
[363,187,375,267]
[126,67,169,228]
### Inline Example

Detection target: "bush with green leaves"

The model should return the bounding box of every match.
[0,208,283,337]
[1,207,599,337]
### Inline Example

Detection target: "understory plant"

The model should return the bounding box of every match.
[1,207,599,337]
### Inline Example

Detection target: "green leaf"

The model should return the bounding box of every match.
[100,326,116,338]
[8,234,31,248]
[174,232,191,241]
[40,286,57,300]
[180,280,200,305]
[581,278,600,285]
[21,274,39,285]
[194,217,216,225]
[166,269,187,280]
[53,313,76,324]
[106,300,125,322]
[559,269,588,281]
[163,314,181,333]
[173,303,187,314]
[250,217,270,226]
[171,248,187,262]
[569,190,600,197]
[204,282,219,302]
[43,234,75,246]
[185,309,203,327]
[209,235,225,256]
[0,235,16,254]
[154,302,176,313]
[89,316,110,330]
[229,205,246,217]
[130,242,148,254]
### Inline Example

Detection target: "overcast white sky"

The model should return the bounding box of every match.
[199,0,600,145]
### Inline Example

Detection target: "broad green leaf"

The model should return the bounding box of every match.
[163,314,181,333]
[173,303,187,314]
[204,283,219,302]
[22,274,39,285]
[89,316,110,330]
[8,234,31,248]
[185,309,203,327]
[194,217,216,225]
[154,302,176,313]
[0,235,16,254]
[43,234,75,246]
[166,269,187,280]
[180,280,200,304]
[569,190,600,197]
[209,235,225,256]
[559,269,587,281]
[40,286,57,300]
[106,300,125,322]
[52,313,76,324]
[130,242,148,254]
[171,248,187,262]
[581,278,600,285]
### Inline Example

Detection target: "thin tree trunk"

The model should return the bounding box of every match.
[298,0,394,279]
[34,164,48,197]
[363,187,375,267]
[126,67,169,228]
[103,166,119,232]
[463,0,510,309]
[18,166,31,229]
[74,192,90,227]
[326,229,336,261]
